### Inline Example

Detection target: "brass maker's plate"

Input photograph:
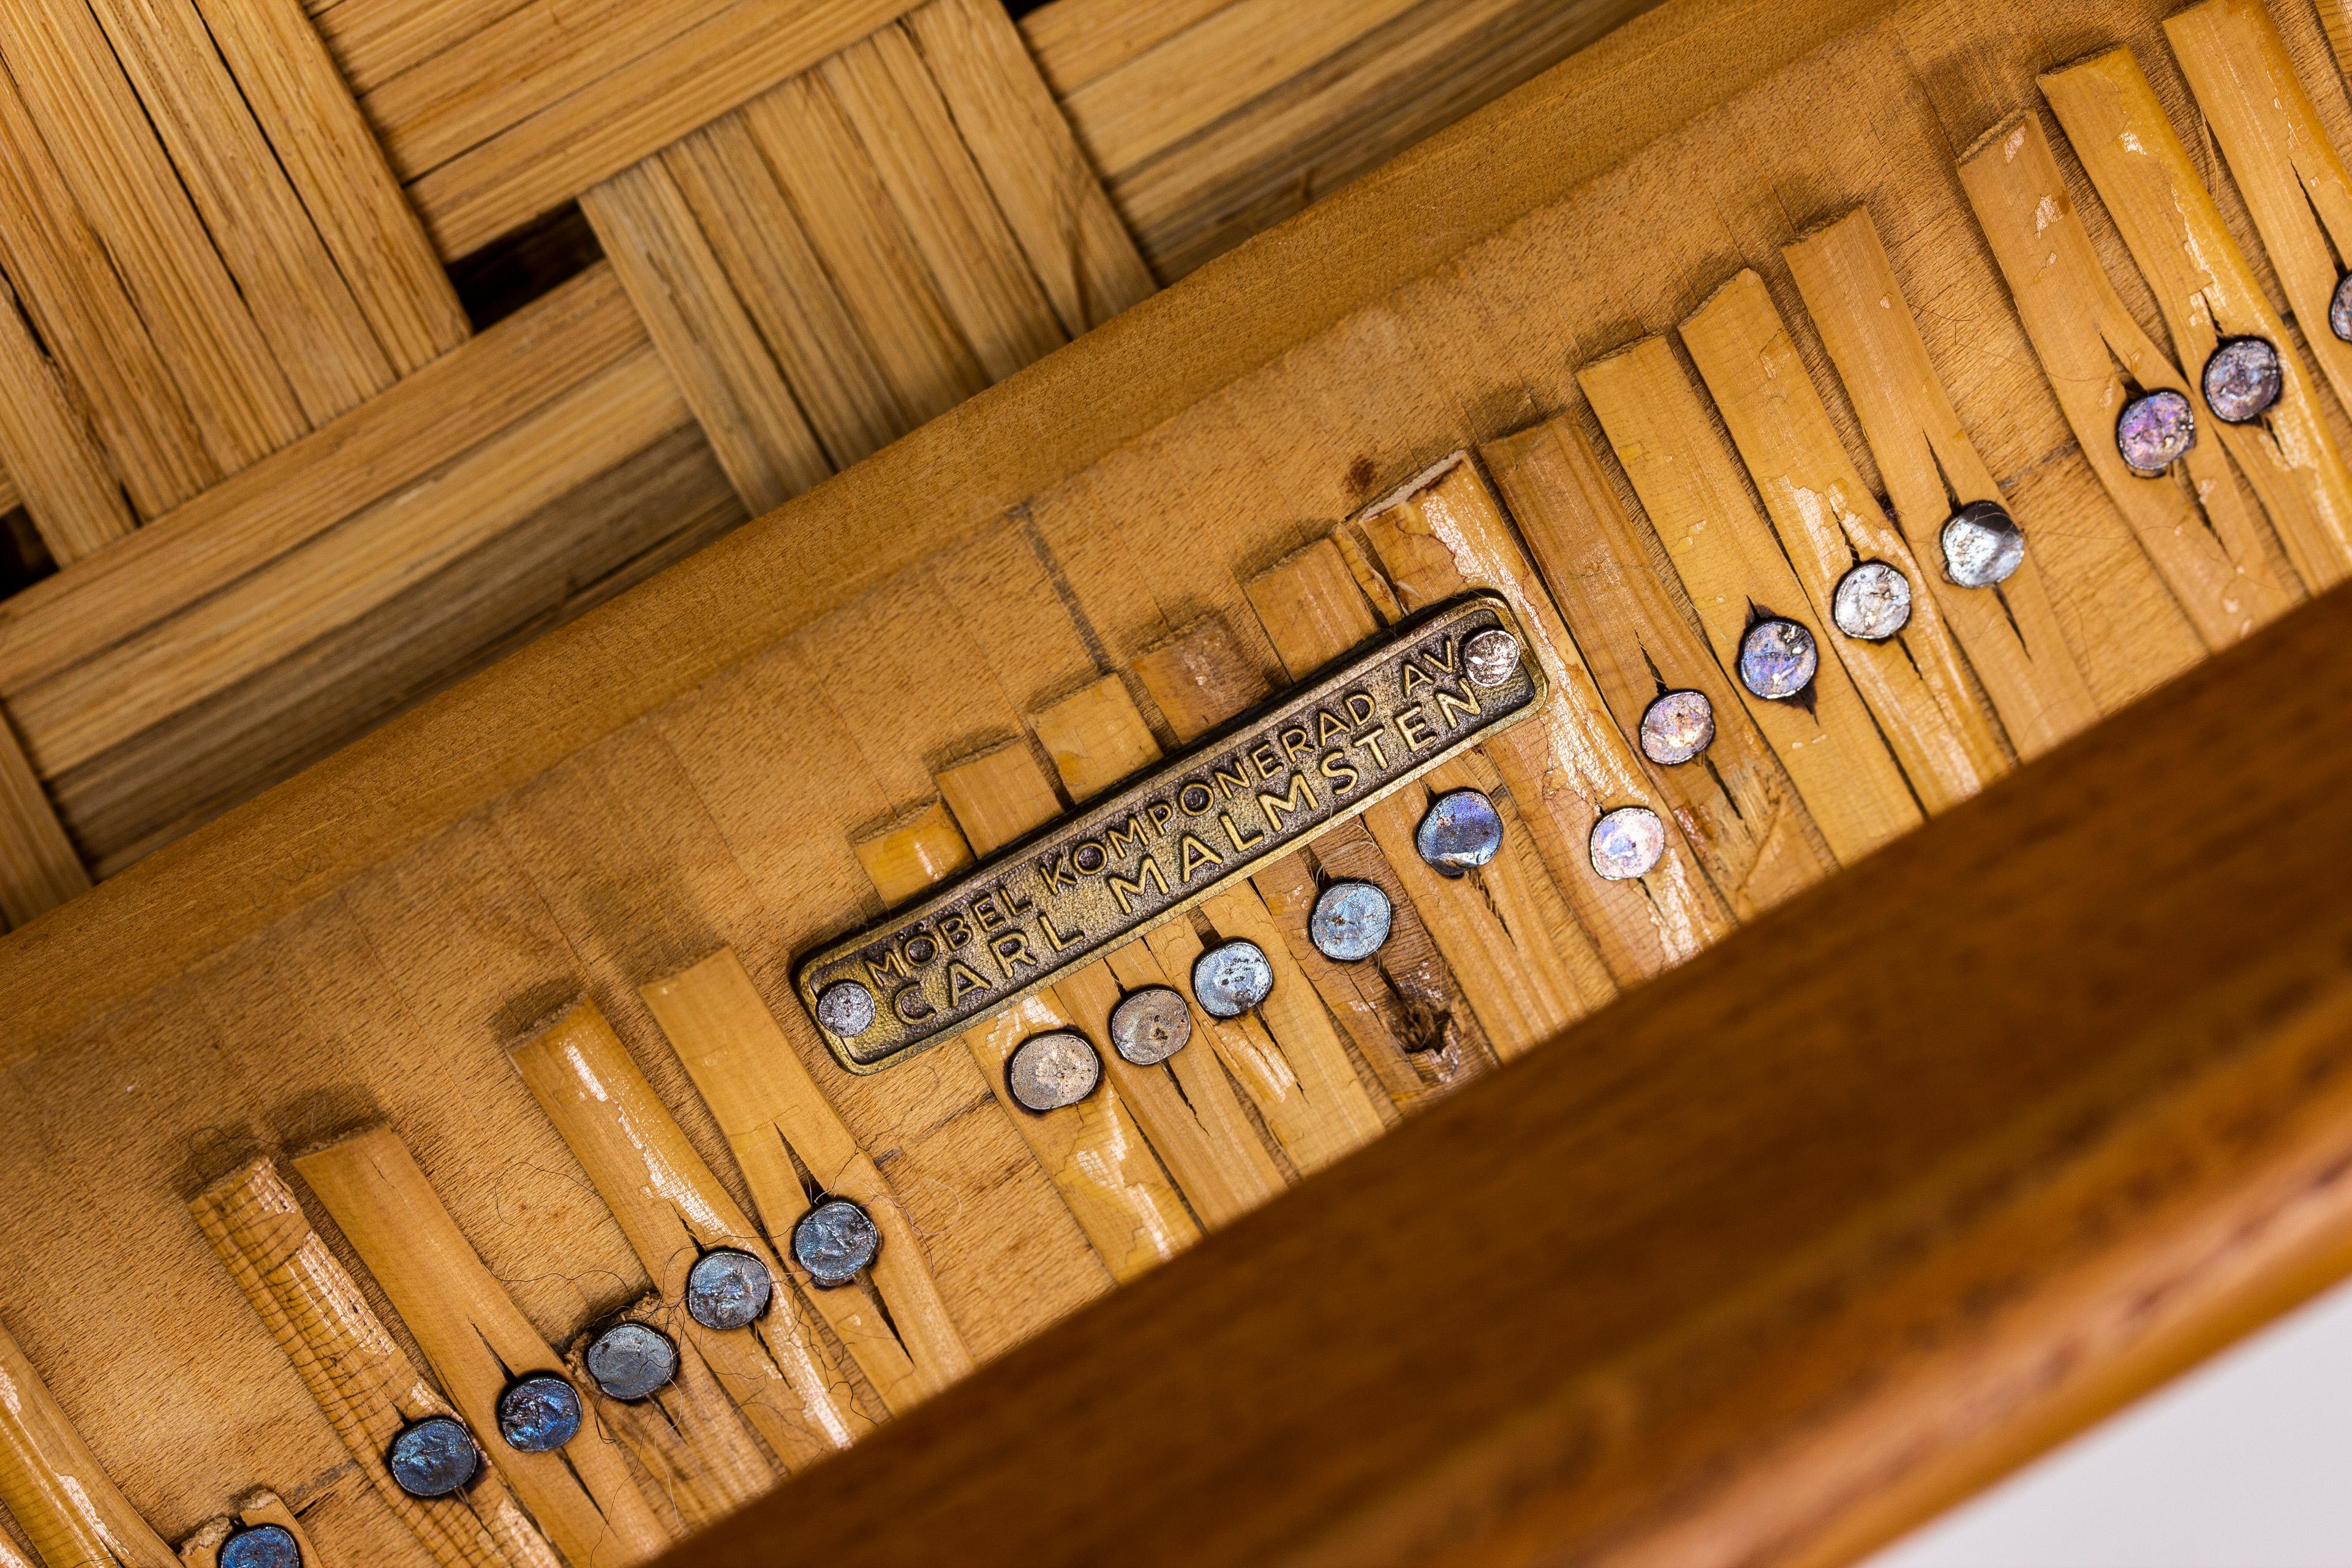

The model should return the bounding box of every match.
[796,593,1547,1073]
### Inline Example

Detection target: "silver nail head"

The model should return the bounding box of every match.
[2334,275,2352,344]
[1640,690,1714,766]
[815,981,875,1038]
[2116,388,2195,475]
[1008,1030,1102,1110]
[388,1416,479,1498]
[1415,788,1504,874]
[1738,619,1817,700]
[685,1248,773,1331]
[1191,940,1274,1019]
[497,1373,582,1452]
[1461,628,1524,688]
[792,1197,880,1287]
[1310,880,1392,962]
[1940,501,2024,589]
[2203,336,2283,424]
[585,1322,677,1401]
[1831,562,1912,642]
[1589,805,1665,881]
[1108,987,1191,1065]
[219,1525,301,1568]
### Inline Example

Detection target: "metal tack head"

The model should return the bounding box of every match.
[685,1248,773,1331]
[1831,562,1912,642]
[388,1415,479,1498]
[584,1321,677,1401]
[1639,690,1714,766]
[1007,1030,1102,1110]
[1191,940,1274,1019]
[1589,805,1665,881]
[1415,788,1504,874]
[219,1524,301,1568]
[2203,336,2283,424]
[814,980,875,1039]
[1107,986,1191,1065]
[1738,619,1817,701]
[1461,628,1525,688]
[792,1197,880,1288]
[1940,501,2025,589]
[2116,388,2195,476]
[2334,274,2352,344]
[1310,880,1392,962]
[497,1373,582,1453]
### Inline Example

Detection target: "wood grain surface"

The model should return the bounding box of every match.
[0,721,85,928]
[189,1160,557,1567]
[579,0,1148,515]
[0,0,465,544]
[0,1316,176,1568]
[0,0,1158,902]
[1037,0,1659,276]
[2168,0,2352,428]
[396,0,930,257]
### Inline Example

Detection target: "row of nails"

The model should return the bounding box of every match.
[96,339,2286,1568]
[82,185,2266,1568]
[996,782,1506,1111]
[379,1212,876,1501]
[28,25,2336,1559]
[74,513,2079,1549]
[822,503,2021,1111]
[221,314,2290,1568]
[256,637,1563,1510]
[2119,332,2291,474]
[428,61,2342,1550]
